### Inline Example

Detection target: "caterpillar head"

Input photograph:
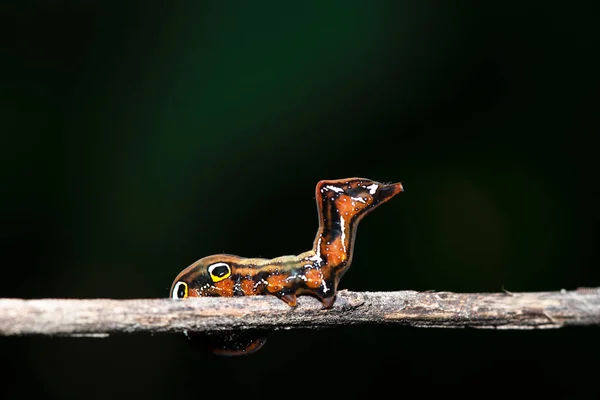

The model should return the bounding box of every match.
[171,255,240,299]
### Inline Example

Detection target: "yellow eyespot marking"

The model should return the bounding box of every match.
[208,262,232,283]
[172,281,188,299]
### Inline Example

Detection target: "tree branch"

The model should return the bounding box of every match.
[1,288,599,337]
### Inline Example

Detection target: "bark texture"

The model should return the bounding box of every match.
[1,288,599,336]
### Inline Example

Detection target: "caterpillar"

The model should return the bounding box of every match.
[170,177,403,355]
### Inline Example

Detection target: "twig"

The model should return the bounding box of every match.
[1,288,599,337]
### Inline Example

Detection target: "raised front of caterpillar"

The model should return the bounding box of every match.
[170,177,403,355]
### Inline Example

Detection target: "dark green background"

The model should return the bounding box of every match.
[2,1,598,398]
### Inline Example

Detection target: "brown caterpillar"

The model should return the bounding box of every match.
[170,177,403,355]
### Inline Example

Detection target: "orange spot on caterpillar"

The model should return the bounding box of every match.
[214,279,235,296]
[240,278,256,295]
[266,274,287,293]
[304,268,323,289]
[325,237,347,262]
[337,194,368,216]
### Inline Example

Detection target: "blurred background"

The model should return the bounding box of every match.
[1,0,598,397]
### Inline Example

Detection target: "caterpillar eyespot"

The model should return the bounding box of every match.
[172,281,188,299]
[207,262,231,282]
[169,177,403,355]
